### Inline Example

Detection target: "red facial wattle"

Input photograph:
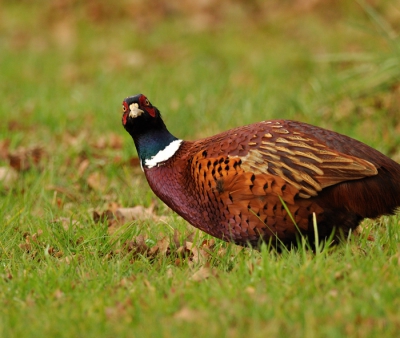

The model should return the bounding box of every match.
[139,95,156,117]
[122,101,129,125]
[145,106,156,117]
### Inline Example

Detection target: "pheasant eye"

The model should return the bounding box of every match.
[122,101,129,113]
[145,99,150,106]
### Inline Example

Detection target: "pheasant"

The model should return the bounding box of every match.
[122,94,400,247]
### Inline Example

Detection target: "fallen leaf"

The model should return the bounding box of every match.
[77,158,90,177]
[115,206,154,223]
[245,286,256,294]
[90,133,124,151]
[4,270,12,281]
[118,234,150,257]
[186,241,209,264]
[93,135,107,149]
[0,167,18,188]
[87,171,108,191]
[133,234,150,254]
[200,239,215,250]
[328,289,339,298]
[8,146,45,171]
[190,263,217,282]
[109,133,124,149]
[18,242,31,252]
[173,307,201,322]
[143,279,155,292]
[53,289,64,299]
[166,267,174,279]
[0,139,10,160]
[104,298,132,321]
[149,236,170,256]
[93,209,115,224]
[64,256,73,264]
[118,275,136,288]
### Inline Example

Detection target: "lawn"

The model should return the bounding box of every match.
[1,1,400,337]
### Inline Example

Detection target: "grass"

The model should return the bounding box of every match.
[1,1,400,337]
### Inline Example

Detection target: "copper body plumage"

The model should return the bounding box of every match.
[122,94,400,247]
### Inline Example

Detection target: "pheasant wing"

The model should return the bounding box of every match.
[191,120,378,199]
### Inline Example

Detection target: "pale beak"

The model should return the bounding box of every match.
[129,103,144,118]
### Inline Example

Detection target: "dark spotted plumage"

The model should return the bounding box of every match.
[122,94,400,247]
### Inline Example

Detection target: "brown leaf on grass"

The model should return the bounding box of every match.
[77,158,90,177]
[19,229,65,259]
[3,270,12,281]
[25,295,36,308]
[18,242,32,252]
[116,235,172,259]
[328,289,339,298]
[143,279,156,292]
[105,298,133,321]
[93,209,115,224]
[62,132,87,148]
[245,286,256,295]
[132,234,149,254]
[354,223,375,242]
[86,171,109,192]
[92,133,124,150]
[174,307,202,322]
[185,241,210,265]
[0,139,10,160]
[18,231,38,252]
[166,267,174,279]
[7,120,29,131]
[118,275,137,288]
[149,236,170,256]
[31,229,43,242]
[53,289,64,299]
[115,206,155,223]
[52,18,76,50]
[119,234,150,257]
[173,232,207,265]
[18,230,42,256]
[8,146,45,171]
[64,256,74,264]
[0,167,18,188]
[92,203,143,233]
[93,135,107,150]
[175,245,187,254]
[200,239,216,250]
[173,229,196,249]
[94,202,165,234]
[190,263,217,282]
[109,134,124,149]
[112,232,182,261]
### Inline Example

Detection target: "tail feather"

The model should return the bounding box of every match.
[319,159,400,219]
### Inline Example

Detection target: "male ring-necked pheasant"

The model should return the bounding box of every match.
[122,94,400,247]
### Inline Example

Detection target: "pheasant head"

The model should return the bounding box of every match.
[122,94,181,169]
